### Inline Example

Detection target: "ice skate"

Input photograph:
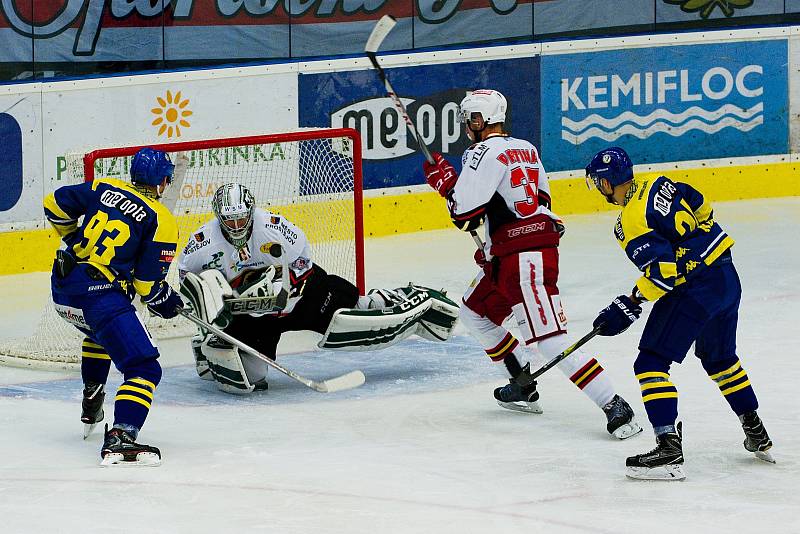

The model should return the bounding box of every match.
[603,394,642,440]
[740,411,774,464]
[494,378,542,414]
[100,425,161,467]
[81,382,105,439]
[626,422,685,480]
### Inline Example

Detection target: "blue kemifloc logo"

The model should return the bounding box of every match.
[0,113,23,211]
[541,40,788,170]
[560,65,763,144]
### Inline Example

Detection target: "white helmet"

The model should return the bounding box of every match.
[212,183,255,249]
[458,89,507,125]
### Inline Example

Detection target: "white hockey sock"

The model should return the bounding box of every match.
[537,335,615,408]
[460,304,523,377]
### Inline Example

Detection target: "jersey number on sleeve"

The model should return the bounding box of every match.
[73,210,131,264]
[510,166,540,217]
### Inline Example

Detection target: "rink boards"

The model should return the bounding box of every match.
[1,26,800,274]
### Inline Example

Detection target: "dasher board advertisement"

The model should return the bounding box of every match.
[541,39,789,172]
[298,57,539,189]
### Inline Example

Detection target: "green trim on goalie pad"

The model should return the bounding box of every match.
[319,296,431,351]
[207,361,248,388]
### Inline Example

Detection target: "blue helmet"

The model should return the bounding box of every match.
[585,147,634,191]
[130,147,175,186]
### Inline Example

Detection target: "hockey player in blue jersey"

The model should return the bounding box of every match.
[584,147,773,480]
[44,147,183,467]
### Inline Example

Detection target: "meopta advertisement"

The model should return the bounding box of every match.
[540,39,789,172]
[297,57,539,189]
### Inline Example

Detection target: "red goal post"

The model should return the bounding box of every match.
[84,128,365,293]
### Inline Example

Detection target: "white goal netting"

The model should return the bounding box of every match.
[0,129,364,369]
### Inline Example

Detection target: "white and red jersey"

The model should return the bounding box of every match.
[449,134,561,257]
[177,208,313,292]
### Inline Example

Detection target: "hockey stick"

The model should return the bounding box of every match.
[365,15,484,250]
[179,310,366,393]
[525,326,603,382]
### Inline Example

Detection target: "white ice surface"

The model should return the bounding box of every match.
[1,198,798,534]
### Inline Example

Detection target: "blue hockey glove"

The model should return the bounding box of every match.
[593,295,642,336]
[144,281,184,319]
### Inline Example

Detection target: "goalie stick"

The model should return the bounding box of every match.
[179,309,366,393]
[365,15,484,250]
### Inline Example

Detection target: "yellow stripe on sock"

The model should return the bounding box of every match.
[717,369,747,388]
[722,380,751,396]
[640,381,675,391]
[636,371,670,381]
[574,362,601,386]
[82,341,104,350]
[82,352,111,360]
[487,337,517,359]
[709,361,741,381]
[642,392,679,403]
[118,384,154,400]
[129,377,156,391]
[114,394,151,409]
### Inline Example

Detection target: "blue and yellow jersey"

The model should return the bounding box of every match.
[43,178,178,300]
[616,175,734,301]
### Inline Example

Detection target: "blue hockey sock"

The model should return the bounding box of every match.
[634,351,679,431]
[114,377,157,431]
[703,357,758,416]
[80,337,111,385]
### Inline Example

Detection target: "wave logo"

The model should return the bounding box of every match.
[560,65,763,146]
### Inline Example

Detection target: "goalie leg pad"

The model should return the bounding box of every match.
[319,292,432,351]
[406,286,459,342]
[191,334,214,381]
[180,270,233,328]
[201,336,255,395]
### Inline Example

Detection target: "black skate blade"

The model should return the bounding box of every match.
[83,422,99,440]
[497,399,543,414]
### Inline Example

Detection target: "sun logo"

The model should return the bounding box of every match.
[151,90,192,138]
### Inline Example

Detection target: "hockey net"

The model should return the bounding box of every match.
[0,128,364,369]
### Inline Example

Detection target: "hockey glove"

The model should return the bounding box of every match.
[424,153,458,197]
[473,248,497,279]
[593,295,642,336]
[144,281,184,319]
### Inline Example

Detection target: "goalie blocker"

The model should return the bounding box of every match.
[180,267,459,395]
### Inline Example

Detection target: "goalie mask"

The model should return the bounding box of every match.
[212,183,255,249]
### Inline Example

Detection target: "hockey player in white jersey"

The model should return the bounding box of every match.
[178,183,459,394]
[423,89,640,439]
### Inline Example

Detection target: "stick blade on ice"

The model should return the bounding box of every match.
[317,370,366,393]
[365,15,397,53]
